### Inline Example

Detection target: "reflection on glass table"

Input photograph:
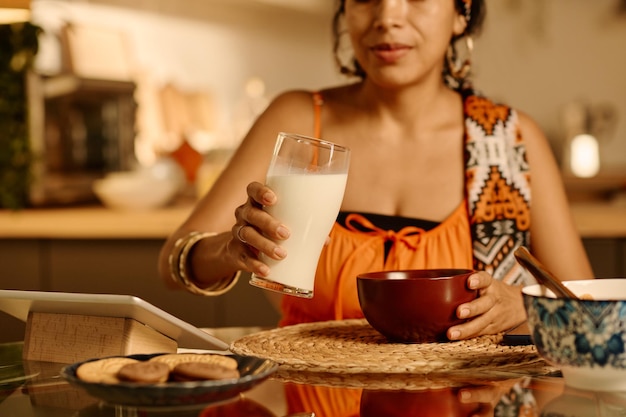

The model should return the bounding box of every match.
[1,330,626,417]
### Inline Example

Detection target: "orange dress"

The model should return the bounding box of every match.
[280,208,473,415]
[279,91,533,416]
[280,206,473,327]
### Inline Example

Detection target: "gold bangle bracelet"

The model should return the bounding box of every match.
[168,231,240,296]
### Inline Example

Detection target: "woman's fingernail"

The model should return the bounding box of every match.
[274,247,287,259]
[460,390,471,401]
[263,192,275,204]
[459,307,470,318]
[276,226,290,239]
[449,330,461,340]
[258,265,270,276]
[468,277,479,289]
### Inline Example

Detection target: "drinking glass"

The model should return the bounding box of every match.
[249,132,350,298]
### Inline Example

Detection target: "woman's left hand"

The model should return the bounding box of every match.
[446,271,527,340]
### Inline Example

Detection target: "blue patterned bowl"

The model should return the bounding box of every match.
[522,279,626,392]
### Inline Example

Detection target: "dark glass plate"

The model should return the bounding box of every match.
[60,353,278,408]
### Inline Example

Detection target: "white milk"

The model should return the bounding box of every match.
[259,172,348,292]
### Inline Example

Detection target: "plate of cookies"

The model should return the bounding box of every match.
[60,352,278,408]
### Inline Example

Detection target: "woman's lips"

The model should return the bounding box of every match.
[371,43,411,63]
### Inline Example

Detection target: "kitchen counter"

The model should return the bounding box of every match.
[568,201,626,238]
[0,199,624,239]
[0,199,195,239]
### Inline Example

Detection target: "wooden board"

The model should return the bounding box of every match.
[23,312,177,363]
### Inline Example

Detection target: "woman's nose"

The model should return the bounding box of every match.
[374,0,407,29]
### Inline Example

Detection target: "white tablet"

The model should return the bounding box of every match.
[0,290,229,351]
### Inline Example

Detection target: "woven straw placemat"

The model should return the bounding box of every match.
[273,367,553,391]
[230,319,546,374]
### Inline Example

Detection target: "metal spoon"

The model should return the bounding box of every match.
[514,246,579,299]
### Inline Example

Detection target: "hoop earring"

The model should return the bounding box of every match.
[333,50,356,77]
[334,29,363,78]
[446,35,473,81]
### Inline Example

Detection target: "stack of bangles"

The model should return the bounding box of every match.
[168,231,240,296]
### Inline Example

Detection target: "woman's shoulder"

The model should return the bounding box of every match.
[268,84,358,105]
[266,89,317,110]
[261,87,346,118]
[466,92,550,152]
[463,91,513,115]
[258,85,359,129]
[463,92,540,130]
[248,90,318,136]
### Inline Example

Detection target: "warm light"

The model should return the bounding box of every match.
[0,0,30,24]
[570,134,600,178]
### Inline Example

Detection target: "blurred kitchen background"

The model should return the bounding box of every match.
[2,0,626,208]
[1,0,626,342]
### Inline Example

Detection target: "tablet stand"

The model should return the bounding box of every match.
[23,312,177,363]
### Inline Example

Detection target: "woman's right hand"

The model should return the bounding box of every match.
[229,181,290,278]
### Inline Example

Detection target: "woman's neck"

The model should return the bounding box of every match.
[352,80,463,132]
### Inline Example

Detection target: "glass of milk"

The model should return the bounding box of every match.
[249,132,350,298]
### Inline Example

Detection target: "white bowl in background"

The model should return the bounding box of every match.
[93,169,181,210]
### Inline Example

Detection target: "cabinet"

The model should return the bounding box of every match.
[583,238,626,278]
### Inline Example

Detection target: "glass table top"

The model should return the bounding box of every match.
[2,333,625,417]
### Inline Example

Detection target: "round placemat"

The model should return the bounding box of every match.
[230,319,546,374]
[273,367,555,391]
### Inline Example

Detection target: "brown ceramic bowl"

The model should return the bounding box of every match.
[357,269,477,343]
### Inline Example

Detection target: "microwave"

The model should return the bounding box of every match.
[28,74,137,206]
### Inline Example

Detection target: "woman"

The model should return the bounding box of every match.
[159,0,592,413]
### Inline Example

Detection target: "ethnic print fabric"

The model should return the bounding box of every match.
[464,95,533,285]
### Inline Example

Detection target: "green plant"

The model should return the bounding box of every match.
[0,22,41,209]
